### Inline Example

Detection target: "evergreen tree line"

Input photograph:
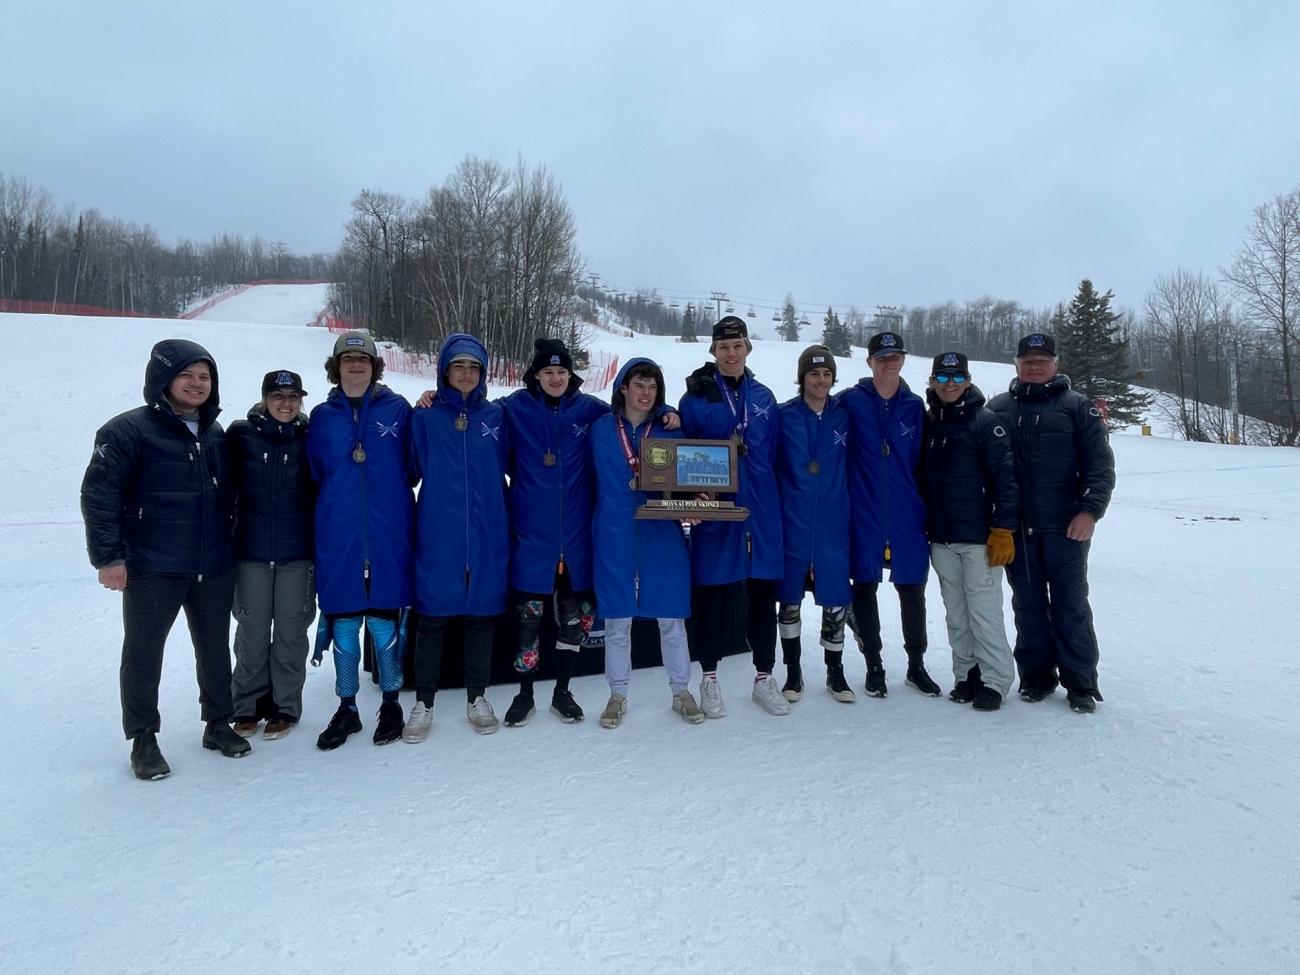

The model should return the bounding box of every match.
[0,173,329,317]
[329,157,584,365]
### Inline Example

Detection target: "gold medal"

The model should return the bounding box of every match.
[807,460,820,475]
[455,414,468,431]
[629,477,637,490]
[543,452,556,467]
[352,446,366,463]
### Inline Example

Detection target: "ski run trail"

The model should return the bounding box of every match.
[1,285,1296,974]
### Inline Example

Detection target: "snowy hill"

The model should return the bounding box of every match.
[2,290,1298,974]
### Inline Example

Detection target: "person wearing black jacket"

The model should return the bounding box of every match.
[227,370,317,740]
[80,338,250,780]
[987,333,1116,713]
[924,352,1019,711]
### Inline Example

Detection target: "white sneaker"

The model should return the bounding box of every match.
[672,690,705,724]
[599,693,628,729]
[466,696,499,735]
[752,675,791,715]
[402,701,433,743]
[699,675,726,719]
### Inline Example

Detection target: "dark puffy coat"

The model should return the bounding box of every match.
[227,405,315,563]
[678,362,783,584]
[81,338,235,576]
[838,377,929,585]
[776,395,851,606]
[411,333,511,617]
[987,375,1115,534]
[923,385,1019,544]
[500,379,609,594]
[591,358,692,620]
[307,382,414,614]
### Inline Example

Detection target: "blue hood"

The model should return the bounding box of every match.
[611,357,666,416]
[436,332,489,409]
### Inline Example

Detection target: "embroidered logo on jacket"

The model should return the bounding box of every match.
[751,403,771,420]
[376,421,399,439]
[481,422,501,441]
[572,423,588,439]
[93,443,109,459]
[834,430,848,448]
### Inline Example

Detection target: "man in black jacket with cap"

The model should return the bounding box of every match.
[987,333,1116,713]
[81,339,251,779]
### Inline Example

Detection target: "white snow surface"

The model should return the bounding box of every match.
[191,282,332,327]
[2,288,1299,974]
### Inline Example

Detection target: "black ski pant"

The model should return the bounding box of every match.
[1005,531,1100,694]
[119,568,237,740]
[849,581,928,668]
[413,614,494,705]
[692,577,779,674]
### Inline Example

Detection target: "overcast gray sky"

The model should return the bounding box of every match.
[5,0,1297,315]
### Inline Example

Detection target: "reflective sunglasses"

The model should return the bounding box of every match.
[932,372,968,384]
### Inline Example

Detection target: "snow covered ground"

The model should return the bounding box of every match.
[2,286,1298,974]
[189,281,332,327]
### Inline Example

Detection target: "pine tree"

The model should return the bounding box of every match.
[680,303,698,342]
[821,306,851,357]
[780,294,800,342]
[1057,279,1150,429]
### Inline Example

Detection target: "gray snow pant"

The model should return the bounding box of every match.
[231,560,315,721]
[930,542,1015,697]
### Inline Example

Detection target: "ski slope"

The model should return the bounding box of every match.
[1,292,1298,974]
[190,282,332,327]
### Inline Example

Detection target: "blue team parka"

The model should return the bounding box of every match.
[591,358,692,620]
[500,379,609,594]
[776,394,852,606]
[838,377,929,585]
[411,333,510,617]
[678,362,783,584]
[307,382,414,614]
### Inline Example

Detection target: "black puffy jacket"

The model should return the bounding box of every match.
[80,339,235,575]
[923,386,1019,544]
[987,374,1115,534]
[227,405,315,563]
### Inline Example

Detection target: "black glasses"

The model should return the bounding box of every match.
[932,372,968,384]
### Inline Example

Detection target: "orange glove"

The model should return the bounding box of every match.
[986,528,1015,567]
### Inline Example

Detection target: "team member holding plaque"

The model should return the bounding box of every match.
[403,334,510,741]
[497,338,607,728]
[591,359,704,728]
[840,331,942,699]
[308,331,416,749]
[679,316,787,718]
[776,345,855,704]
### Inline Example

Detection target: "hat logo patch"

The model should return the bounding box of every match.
[1028,334,1046,348]
[549,355,561,365]
[275,371,293,386]
[812,355,826,364]
[345,337,365,348]
[942,353,959,366]
[881,334,896,347]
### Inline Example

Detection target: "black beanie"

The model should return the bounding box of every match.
[528,337,573,374]
[797,345,837,386]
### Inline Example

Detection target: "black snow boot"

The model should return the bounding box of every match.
[782,662,804,703]
[373,700,405,745]
[905,652,942,697]
[131,731,171,780]
[317,705,363,750]
[505,692,537,727]
[973,686,1003,711]
[864,665,888,698]
[203,721,252,758]
[949,665,983,704]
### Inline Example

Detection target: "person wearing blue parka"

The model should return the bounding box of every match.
[678,315,787,719]
[839,331,942,699]
[404,333,510,741]
[590,358,703,728]
[776,345,855,705]
[307,330,415,750]
[497,338,608,728]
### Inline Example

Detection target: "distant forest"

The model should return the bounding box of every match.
[3,167,1295,445]
[0,173,330,317]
